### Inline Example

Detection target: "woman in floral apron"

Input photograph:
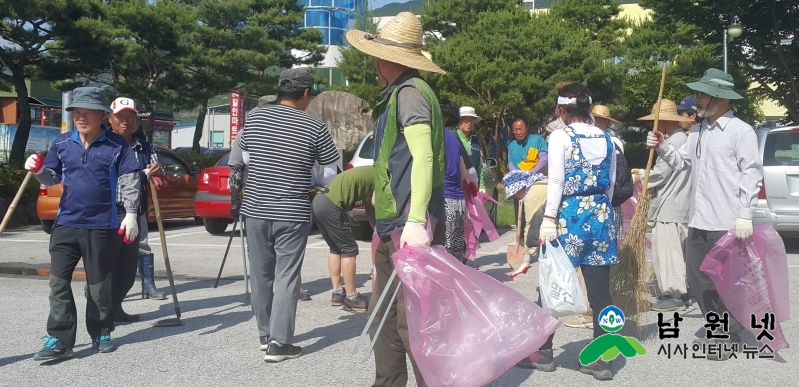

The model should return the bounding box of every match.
[516,83,618,381]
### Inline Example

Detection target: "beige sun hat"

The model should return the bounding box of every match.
[345,12,445,74]
[591,105,620,125]
[459,106,482,123]
[638,99,696,123]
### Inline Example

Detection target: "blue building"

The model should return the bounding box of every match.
[299,0,366,86]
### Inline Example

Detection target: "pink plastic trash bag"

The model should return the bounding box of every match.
[700,224,790,351]
[392,245,561,387]
[461,181,501,260]
[619,182,643,242]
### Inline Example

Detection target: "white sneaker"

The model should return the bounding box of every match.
[563,313,594,329]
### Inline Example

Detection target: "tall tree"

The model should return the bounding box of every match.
[612,1,762,126]
[176,0,324,151]
[425,9,624,169]
[639,0,799,123]
[549,0,628,55]
[419,0,518,42]
[329,5,382,107]
[0,0,104,166]
[87,0,194,141]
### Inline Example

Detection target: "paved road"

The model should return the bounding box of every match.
[1,220,797,386]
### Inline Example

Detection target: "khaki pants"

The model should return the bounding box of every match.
[652,222,688,297]
[523,181,548,256]
[369,226,446,387]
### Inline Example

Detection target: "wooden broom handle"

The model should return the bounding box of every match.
[642,61,668,191]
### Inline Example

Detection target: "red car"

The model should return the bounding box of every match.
[194,152,234,234]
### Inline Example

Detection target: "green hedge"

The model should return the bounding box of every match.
[624,142,650,169]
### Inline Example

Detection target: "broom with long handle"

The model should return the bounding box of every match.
[611,61,668,330]
[0,171,32,235]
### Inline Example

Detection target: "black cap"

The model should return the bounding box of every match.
[278,69,314,90]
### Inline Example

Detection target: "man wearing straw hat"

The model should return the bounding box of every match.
[647,68,763,360]
[636,99,695,313]
[25,87,141,360]
[345,12,446,386]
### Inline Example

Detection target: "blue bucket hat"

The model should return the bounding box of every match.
[66,87,112,113]
[503,170,547,199]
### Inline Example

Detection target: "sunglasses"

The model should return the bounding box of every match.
[693,91,710,99]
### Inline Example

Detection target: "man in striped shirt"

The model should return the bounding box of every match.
[236,69,339,363]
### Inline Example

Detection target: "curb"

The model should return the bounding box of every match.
[0,266,85,279]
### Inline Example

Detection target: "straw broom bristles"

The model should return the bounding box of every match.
[611,190,652,329]
[611,61,669,330]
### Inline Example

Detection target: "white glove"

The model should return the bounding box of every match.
[539,217,557,244]
[25,153,44,175]
[734,218,753,241]
[479,188,486,194]
[646,131,664,149]
[118,213,139,244]
[632,172,642,184]
[466,167,478,185]
[400,222,430,247]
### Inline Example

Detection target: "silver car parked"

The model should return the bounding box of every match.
[754,125,799,237]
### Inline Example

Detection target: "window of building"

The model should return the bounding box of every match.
[211,131,224,148]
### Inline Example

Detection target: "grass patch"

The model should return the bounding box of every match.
[496,203,515,226]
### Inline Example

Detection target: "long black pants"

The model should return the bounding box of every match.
[47,225,120,349]
[685,228,743,339]
[111,235,140,312]
[537,264,613,350]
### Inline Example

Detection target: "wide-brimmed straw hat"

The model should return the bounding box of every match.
[637,99,696,123]
[591,105,620,125]
[345,12,445,74]
[686,68,744,100]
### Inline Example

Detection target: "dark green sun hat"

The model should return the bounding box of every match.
[685,68,744,100]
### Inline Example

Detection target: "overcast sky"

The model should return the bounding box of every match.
[371,0,411,9]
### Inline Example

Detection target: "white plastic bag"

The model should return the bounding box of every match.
[538,241,588,317]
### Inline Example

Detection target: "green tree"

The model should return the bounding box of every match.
[176,0,324,151]
[614,1,762,127]
[86,0,194,141]
[549,0,628,55]
[329,5,382,107]
[639,0,798,123]
[425,9,624,168]
[0,0,105,166]
[420,0,518,41]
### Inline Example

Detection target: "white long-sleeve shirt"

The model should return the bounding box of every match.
[655,110,763,231]
[545,123,617,218]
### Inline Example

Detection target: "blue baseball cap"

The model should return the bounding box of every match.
[676,96,697,114]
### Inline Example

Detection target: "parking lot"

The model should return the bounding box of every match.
[1,220,798,386]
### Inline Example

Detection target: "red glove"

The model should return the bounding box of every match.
[151,175,166,189]
[467,183,478,198]
[646,131,664,149]
[25,153,44,175]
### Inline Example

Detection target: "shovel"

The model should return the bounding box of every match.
[506,200,525,270]
[149,180,182,327]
